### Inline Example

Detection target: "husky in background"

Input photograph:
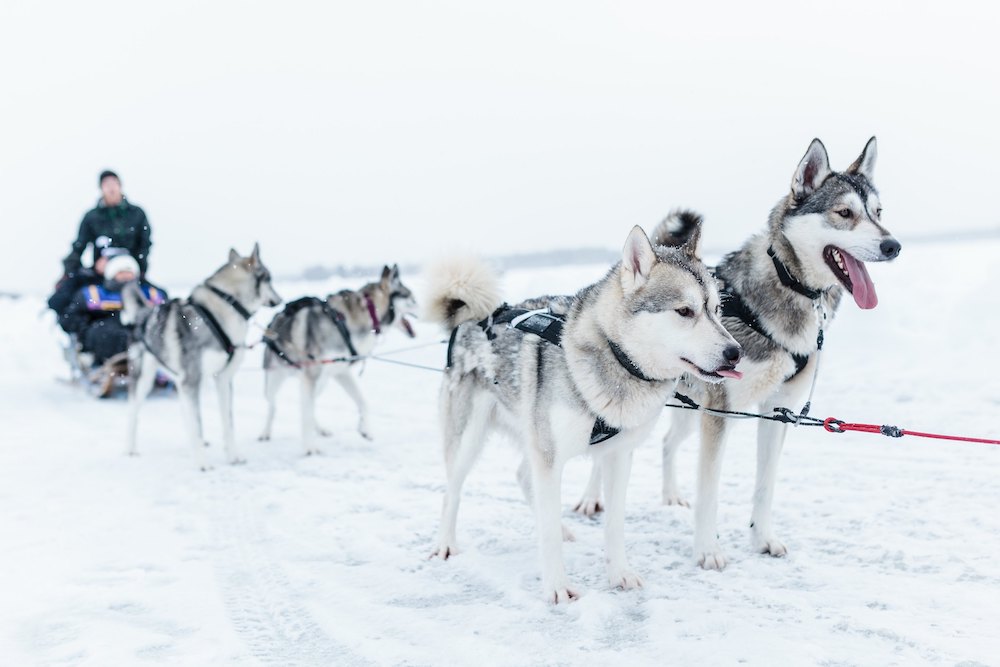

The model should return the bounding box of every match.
[427,222,742,602]
[123,244,282,469]
[576,137,900,570]
[257,265,417,455]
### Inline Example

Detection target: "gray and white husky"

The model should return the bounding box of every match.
[123,244,282,469]
[257,264,418,455]
[426,223,742,602]
[577,137,900,570]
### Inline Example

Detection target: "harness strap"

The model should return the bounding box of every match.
[720,287,810,380]
[265,297,360,367]
[206,284,253,320]
[188,300,237,360]
[446,304,624,446]
[767,246,822,300]
[608,340,664,383]
[364,295,381,334]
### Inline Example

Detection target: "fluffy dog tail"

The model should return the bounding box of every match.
[423,257,501,331]
[650,209,704,249]
[120,281,151,327]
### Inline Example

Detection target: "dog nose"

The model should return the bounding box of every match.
[723,344,741,364]
[880,238,901,259]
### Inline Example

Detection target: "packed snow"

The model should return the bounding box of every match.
[1,239,998,666]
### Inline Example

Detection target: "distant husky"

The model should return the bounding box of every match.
[123,244,282,469]
[257,265,418,455]
[427,222,742,602]
[576,137,900,569]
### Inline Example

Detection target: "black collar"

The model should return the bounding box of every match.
[206,284,253,320]
[767,246,822,301]
[608,340,663,383]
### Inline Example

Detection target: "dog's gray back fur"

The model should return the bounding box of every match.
[262,265,416,369]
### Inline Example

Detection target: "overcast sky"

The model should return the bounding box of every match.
[1,0,997,295]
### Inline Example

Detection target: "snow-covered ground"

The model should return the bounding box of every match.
[1,239,998,666]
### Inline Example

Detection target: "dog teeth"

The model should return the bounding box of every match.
[831,249,845,271]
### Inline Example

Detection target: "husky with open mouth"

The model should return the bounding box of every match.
[427,222,742,601]
[575,137,900,569]
[258,264,417,455]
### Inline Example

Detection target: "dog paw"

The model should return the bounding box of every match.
[203,441,211,448]
[257,433,271,442]
[228,457,247,466]
[696,548,727,571]
[430,544,458,560]
[316,426,333,438]
[608,568,643,590]
[752,532,788,558]
[572,497,603,517]
[303,448,324,457]
[662,493,690,508]
[561,524,576,542]
[543,583,581,604]
[199,464,214,472]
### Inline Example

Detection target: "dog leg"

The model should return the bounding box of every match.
[177,379,210,471]
[662,408,697,507]
[258,368,285,441]
[572,460,604,517]
[530,455,579,603]
[334,371,372,441]
[125,348,157,457]
[432,394,491,559]
[694,412,729,570]
[215,370,243,465]
[300,369,322,456]
[749,398,790,558]
[602,449,642,590]
[517,458,575,542]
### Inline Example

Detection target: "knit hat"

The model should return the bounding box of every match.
[100,246,129,259]
[104,253,139,278]
[99,170,120,185]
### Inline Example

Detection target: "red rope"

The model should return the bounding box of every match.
[824,418,1000,446]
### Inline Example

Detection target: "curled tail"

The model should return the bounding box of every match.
[120,281,151,327]
[423,257,501,331]
[650,208,704,250]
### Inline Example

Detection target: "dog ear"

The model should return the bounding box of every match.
[380,265,392,285]
[228,248,241,264]
[792,138,831,201]
[847,136,877,180]
[620,226,657,293]
[250,242,261,266]
[391,263,400,280]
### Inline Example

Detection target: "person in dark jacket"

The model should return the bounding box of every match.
[63,253,167,366]
[62,170,152,277]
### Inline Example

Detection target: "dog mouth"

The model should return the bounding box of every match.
[824,246,878,310]
[681,358,743,382]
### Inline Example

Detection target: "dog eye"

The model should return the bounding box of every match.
[675,307,694,318]
[837,209,852,218]
[875,208,882,218]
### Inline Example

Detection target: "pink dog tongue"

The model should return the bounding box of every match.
[716,369,743,379]
[842,251,878,309]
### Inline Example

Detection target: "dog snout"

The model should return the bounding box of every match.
[880,238,901,260]
[723,344,741,365]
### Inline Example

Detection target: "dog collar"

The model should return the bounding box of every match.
[767,246,822,301]
[363,294,382,334]
[608,340,663,383]
[205,284,253,320]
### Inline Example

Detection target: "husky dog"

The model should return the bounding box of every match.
[123,244,282,469]
[257,265,418,455]
[427,223,742,602]
[576,137,900,569]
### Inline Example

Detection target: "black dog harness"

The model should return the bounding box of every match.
[446,305,663,446]
[718,247,824,382]
[185,285,253,362]
[264,297,358,368]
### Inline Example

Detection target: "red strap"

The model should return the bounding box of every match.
[824,418,1000,445]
